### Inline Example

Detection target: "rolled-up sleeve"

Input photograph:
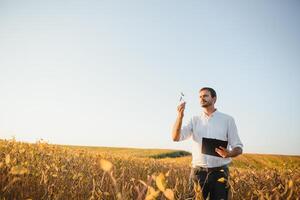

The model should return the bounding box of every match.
[179,118,193,141]
[227,117,243,149]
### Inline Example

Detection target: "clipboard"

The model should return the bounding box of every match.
[201,137,228,157]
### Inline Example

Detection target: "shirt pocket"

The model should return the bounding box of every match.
[210,123,228,141]
[193,121,207,142]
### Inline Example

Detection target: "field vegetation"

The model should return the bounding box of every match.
[0,139,299,199]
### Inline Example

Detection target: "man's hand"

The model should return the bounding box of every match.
[215,146,230,158]
[215,146,243,158]
[177,102,186,118]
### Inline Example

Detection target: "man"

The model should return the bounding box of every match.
[172,87,243,200]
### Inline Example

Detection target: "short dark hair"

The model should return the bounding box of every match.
[200,87,217,98]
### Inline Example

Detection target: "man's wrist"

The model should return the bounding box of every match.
[227,147,242,158]
[226,151,233,158]
[177,115,184,119]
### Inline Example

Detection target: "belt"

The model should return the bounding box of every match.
[193,165,228,173]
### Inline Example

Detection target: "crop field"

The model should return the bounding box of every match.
[0,139,299,200]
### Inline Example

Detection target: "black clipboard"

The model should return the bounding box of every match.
[201,137,228,157]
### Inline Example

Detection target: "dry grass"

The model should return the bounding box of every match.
[0,139,299,200]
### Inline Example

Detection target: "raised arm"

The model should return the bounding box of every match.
[172,102,185,141]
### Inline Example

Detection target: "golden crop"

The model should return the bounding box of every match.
[0,139,299,200]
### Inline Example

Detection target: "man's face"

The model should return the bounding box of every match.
[199,90,216,107]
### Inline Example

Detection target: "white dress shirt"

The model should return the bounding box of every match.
[178,110,243,168]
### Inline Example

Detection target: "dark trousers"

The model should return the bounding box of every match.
[189,165,229,200]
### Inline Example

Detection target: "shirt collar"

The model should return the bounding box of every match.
[201,109,218,118]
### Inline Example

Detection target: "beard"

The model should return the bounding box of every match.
[201,101,212,107]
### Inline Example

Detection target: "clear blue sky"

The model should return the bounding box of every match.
[1,0,299,155]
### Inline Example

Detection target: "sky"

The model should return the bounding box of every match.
[0,0,299,155]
